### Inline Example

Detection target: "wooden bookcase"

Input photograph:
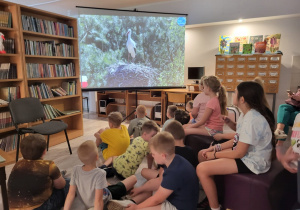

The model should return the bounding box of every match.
[215,54,281,93]
[0,0,83,156]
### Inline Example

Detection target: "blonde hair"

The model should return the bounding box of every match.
[149,131,175,156]
[199,75,207,86]
[167,105,178,118]
[165,120,185,140]
[108,112,122,127]
[136,105,147,117]
[203,76,227,115]
[77,140,98,165]
[142,120,160,134]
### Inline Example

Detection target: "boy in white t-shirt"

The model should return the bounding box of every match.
[64,140,137,209]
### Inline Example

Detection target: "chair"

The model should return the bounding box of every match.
[9,97,72,162]
[166,92,187,111]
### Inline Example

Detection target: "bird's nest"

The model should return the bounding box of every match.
[105,62,159,87]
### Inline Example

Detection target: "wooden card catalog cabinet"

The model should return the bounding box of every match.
[215,54,282,93]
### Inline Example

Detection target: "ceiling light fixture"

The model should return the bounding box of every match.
[238,18,243,23]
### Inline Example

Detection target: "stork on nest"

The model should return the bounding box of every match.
[126,29,136,62]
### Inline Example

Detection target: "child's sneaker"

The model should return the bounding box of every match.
[274,129,287,139]
[107,199,134,210]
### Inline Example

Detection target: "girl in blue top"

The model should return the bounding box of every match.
[197,81,275,210]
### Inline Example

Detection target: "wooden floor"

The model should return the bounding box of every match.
[0,111,127,210]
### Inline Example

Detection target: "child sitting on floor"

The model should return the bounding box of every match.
[161,105,178,131]
[127,105,149,139]
[184,75,227,137]
[94,111,130,160]
[186,100,196,123]
[64,140,138,210]
[107,132,199,210]
[174,109,191,125]
[100,120,160,179]
[8,134,68,210]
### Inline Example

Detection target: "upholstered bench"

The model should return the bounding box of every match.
[184,134,283,210]
[215,160,283,210]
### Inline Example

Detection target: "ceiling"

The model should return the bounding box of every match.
[6,0,176,16]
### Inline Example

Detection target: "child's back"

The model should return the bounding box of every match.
[8,134,66,209]
[128,105,149,138]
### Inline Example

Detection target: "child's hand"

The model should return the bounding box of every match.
[130,187,141,197]
[94,132,100,139]
[205,151,215,160]
[213,133,223,141]
[201,147,214,158]
[126,203,137,210]
[222,116,232,124]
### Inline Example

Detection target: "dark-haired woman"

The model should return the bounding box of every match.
[196,81,275,210]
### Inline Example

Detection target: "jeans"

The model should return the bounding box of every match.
[34,178,70,210]
[277,104,300,134]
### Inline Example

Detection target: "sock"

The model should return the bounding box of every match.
[99,164,107,169]
[211,206,221,210]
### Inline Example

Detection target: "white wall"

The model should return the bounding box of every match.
[184,15,300,114]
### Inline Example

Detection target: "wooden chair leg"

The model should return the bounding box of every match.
[47,135,50,151]
[64,130,72,155]
[15,134,21,162]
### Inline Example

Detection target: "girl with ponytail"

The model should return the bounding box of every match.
[197,81,274,210]
[184,76,227,137]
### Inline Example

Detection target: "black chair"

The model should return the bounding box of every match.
[9,97,72,162]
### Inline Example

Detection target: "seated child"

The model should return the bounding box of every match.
[8,134,68,210]
[184,76,227,137]
[107,132,199,210]
[174,109,191,125]
[161,105,178,131]
[94,111,130,160]
[127,105,149,139]
[191,76,210,122]
[140,120,198,181]
[100,120,160,179]
[186,100,196,123]
[64,140,137,210]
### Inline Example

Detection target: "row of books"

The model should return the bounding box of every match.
[0,111,13,129]
[3,38,15,54]
[62,81,77,95]
[26,62,75,78]
[0,11,12,28]
[51,87,68,96]
[0,134,17,152]
[43,104,80,120]
[0,86,20,102]
[29,83,54,99]
[24,39,74,57]
[0,63,17,79]
[21,15,74,37]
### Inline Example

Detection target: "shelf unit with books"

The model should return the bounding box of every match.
[18,4,83,147]
[0,1,25,156]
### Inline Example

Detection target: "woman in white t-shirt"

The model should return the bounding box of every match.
[197,81,275,210]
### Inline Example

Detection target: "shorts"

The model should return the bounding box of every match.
[205,127,222,137]
[99,142,108,152]
[235,159,254,174]
[107,182,127,200]
[161,200,177,210]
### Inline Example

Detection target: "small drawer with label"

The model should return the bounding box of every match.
[216,56,226,63]
[257,71,268,77]
[247,64,257,70]
[246,70,256,78]
[226,71,235,77]
[216,70,225,77]
[266,79,279,93]
[236,70,246,77]
[258,64,269,71]
[269,71,279,78]
[226,57,235,63]
[236,57,246,63]
[258,56,269,63]
[247,55,258,62]
[269,55,281,63]
[216,64,225,70]
[269,63,280,70]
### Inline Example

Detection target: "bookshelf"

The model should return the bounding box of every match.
[0,1,83,157]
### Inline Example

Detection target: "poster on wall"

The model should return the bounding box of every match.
[249,35,263,53]
[264,34,281,53]
[219,35,232,54]
[233,36,248,53]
